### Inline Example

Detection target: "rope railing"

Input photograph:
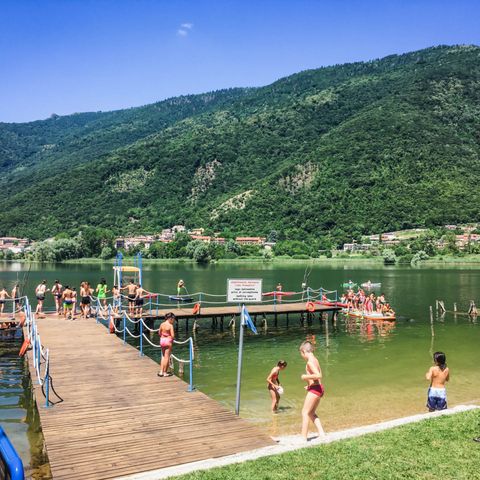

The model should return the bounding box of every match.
[24,299,58,407]
[95,306,195,392]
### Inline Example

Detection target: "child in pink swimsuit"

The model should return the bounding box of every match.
[158,312,175,377]
[300,340,325,440]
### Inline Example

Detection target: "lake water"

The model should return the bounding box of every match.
[1,260,479,474]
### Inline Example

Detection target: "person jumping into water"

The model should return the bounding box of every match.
[266,360,287,412]
[158,312,175,377]
[300,341,325,440]
[426,351,450,412]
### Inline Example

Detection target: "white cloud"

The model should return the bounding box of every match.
[177,22,193,36]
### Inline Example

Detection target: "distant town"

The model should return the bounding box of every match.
[1,223,480,261]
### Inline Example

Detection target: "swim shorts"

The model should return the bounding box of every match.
[427,387,447,411]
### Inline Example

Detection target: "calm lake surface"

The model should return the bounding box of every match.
[1,260,479,474]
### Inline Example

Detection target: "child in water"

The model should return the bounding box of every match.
[425,351,450,411]
[266,360,287,412]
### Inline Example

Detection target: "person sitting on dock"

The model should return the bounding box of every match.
[266,360,287,412]
[51,280,63,315]
[62,285,75,320]
[158,312,176,377]
[121,280,137,316]
[35,280,49,315]
[0,286,10,316]
[426,351,449,412]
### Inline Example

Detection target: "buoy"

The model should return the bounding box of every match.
[192,303,201,315]
[19,338,30,357]
[109,319,115,334]
[306,301,315,313]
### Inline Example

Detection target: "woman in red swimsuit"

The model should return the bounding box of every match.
[300,341,325,440]
[266,360,287,412]
[158,312,175,377]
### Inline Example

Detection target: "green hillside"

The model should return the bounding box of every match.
[1,45,479,243]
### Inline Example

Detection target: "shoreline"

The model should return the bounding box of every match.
[5,254,480,266]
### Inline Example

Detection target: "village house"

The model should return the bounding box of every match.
[115,235,155,250]
[235,237,266,246]
[0,237,31,254]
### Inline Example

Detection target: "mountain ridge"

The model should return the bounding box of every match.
[1,44,479,243]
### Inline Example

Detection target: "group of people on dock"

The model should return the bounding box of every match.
[34,278,151,320]
[341,289,395,316]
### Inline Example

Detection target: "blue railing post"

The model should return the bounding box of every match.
[96,299,100,324]
[188,338,194,392]
[149,297,152,315]
[45,360,50,408]
[123,312,126,344]
[139,318,143,356]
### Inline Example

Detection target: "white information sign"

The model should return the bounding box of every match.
[227,278,263,304]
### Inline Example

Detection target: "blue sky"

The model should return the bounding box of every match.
[1,0,478,122]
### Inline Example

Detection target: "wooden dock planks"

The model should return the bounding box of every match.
[26,316,274,480]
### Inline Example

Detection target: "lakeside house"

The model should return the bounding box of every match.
[343,242,373,252]
[0,236,31,254]
[235,237,266,246]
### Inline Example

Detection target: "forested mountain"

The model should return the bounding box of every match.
[1,45,480,243]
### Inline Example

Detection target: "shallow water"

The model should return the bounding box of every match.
[0,261,479,448]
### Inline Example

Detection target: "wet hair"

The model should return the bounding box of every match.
[65,285,70,289]
[72,287,76,291]
[55,280,59,283]
[433,351,447,371]
[42,280,46,284]
[130,279,134,283]
[100,278,106,284]
[165,312,176,321]
[300,341,314,353]
[113,285,118,289]
[277,360,287,368]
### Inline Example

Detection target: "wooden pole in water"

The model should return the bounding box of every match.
[453,303,457,312]
[429,305,433,323]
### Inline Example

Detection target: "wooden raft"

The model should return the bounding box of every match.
[26,316,274,480]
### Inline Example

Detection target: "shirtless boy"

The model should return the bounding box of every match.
[121,280,137,316]
[425,351,450,411]
[62,285,75,319]
[35,280,49,315]
[0,286,9,315]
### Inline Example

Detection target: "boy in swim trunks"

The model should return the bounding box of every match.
[62,285,75,319]
[134,284,152,318]
[121,280,137,316]
[0,286,9,315]
[426,351,450,411]
[51,280,63,314]
[35,280,49,315]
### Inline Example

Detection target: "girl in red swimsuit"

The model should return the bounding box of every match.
[158,312,176,377]
[266,360,287,412]
[300,341,325,440]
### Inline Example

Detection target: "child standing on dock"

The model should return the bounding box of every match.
[426,351,450,411]
[158,312,176,377]
[300,341,325,440]
[266,360,287,412]
[0,286,10,316]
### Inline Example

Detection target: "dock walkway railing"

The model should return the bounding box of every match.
[23,298,56,408]
[95,300,195,392]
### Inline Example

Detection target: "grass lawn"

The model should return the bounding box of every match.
[175,410,480,480]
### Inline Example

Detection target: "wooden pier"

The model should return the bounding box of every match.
[116,301,341,321]
[26,315,274,480]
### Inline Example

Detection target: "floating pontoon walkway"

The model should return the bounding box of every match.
[26,315,274,480]
[105,301,341,322]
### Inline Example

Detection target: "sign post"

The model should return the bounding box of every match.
[228,279,262,416]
